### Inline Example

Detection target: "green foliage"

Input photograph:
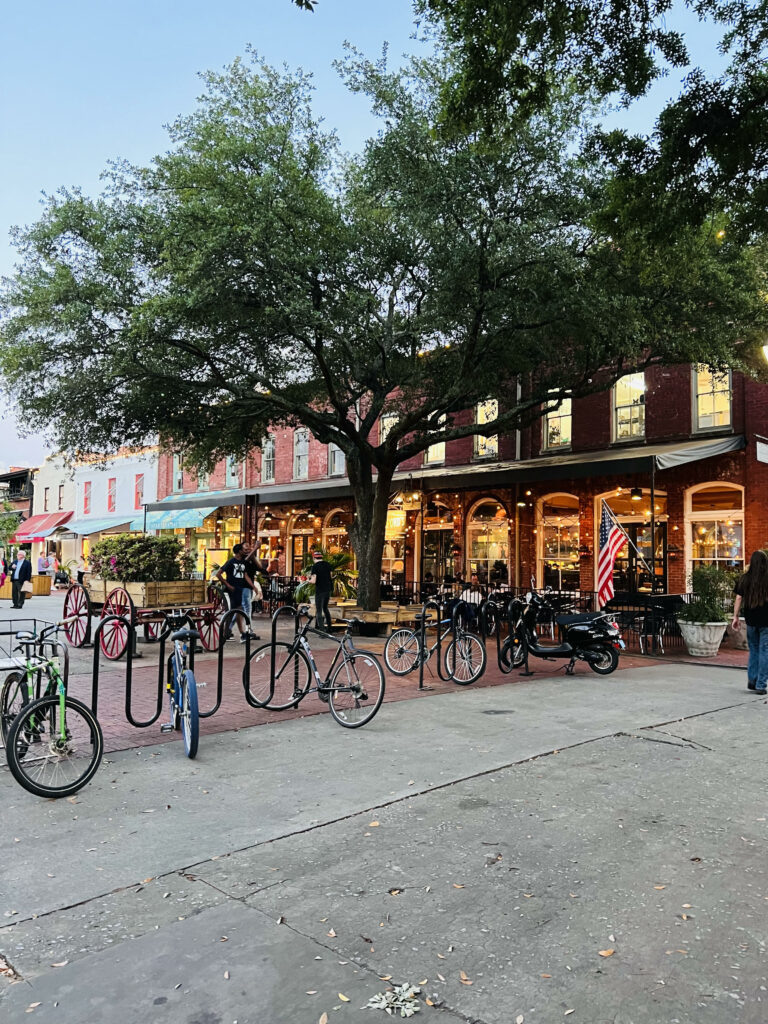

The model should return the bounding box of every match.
[0,501,20,549]
[293,548,358,602]
[89,535,194,583]
[678,564,733,623]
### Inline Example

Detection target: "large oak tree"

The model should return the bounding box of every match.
[1,53,765,607]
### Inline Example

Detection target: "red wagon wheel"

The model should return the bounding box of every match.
[63,583,92,648]
[197,585,227,651]
[99,587,135,660]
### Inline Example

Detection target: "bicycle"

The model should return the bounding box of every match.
[3,622,103,798]
[244,607,385,728]
[384,605,487,684]
[158,612,200,758]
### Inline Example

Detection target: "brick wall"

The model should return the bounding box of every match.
[645,365,692,441]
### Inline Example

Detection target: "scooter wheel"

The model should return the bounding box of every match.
[588,645,619,675]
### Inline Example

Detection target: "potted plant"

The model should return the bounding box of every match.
[293,548,358,604]
[677,564,731,657]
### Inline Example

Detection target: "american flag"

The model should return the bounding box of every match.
[597,501,627,607]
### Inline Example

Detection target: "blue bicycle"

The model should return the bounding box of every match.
[158,613,200,758]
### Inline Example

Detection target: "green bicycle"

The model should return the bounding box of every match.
[2,622,103,798]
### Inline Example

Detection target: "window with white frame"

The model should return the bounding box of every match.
[694,366,731,431]
[424,415,446,465]
[261,435,275,483]
[613,373,645,441]
[328,443,346,477]
[172,453,183,492]
[474,399,498,458]
[293,429,310,480]
[43,487,49,512]
[197,468,210,491]
[225,455,240,488]
[107,477,116,513]
[688,483,744,572]
[543,393,572,449]
[379,413,398,444]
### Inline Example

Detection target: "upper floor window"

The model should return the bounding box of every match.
[43,487,50,512]
[134,474,144,510]
[83,481,91,515]
[424,415,446,465]
[58,484,64,511]
[694,366,731,431]
[543,394,572,450]
[613,373,645,442]
[262,435,275,483]
[172,453,183,492]
[197,468,210,491]
[225,455,240,488]
[293,429,309,480]
[107,477,117,513]
[379,413,398,445]
[474,399,498,459]
[328,443,346,477]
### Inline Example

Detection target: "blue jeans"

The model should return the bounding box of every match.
[747,624,768,690]
[230,587,252,627]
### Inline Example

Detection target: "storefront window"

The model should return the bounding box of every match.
[383,506,407,582]
[602,489,667,593]
[290,512,316,577]
[467,500,508,583]
[689,484,743,571]
[539,494,579,589]
[323,509,353,555]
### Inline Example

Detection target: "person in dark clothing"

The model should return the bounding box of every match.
[10,550,32,609]
[733,549,768,694]
[214,543,257,643]
[309,549,333,632]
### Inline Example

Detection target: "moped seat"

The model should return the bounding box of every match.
[556,612,604,627]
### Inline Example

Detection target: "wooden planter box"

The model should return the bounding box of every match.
[0,574,52,599]
[85,578,207,609]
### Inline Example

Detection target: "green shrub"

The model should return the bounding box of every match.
[89,535,194,582]
[293,548,358,602]
[678,564,732,623]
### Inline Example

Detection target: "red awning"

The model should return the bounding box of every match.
[11,511,73,543]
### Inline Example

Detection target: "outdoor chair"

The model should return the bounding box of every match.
[628,607,667,655]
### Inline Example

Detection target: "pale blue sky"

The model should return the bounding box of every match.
[0,0,726,470]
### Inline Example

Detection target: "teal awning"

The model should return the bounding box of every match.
[67,516,133,535]
[129,506,218,532]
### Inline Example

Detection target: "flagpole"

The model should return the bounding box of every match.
[602,499,655,579]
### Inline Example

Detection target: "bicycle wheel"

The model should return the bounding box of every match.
[180,670,199,758]
[6,695,103,798]
[384,629,421,675]
[444,633,487,685]
[328,652,385,728]
[1,671,32,744]
[245,642,312,710]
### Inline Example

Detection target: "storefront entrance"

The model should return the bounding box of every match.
[422,528,455,582]
[612,522,667,594]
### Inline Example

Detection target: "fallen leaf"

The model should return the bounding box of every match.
[523,893,534,898]
[654,885,666,890]
[50,961,69,968]
[224,970,230,980]
[426,998,434,1006]
[540,973,551,978]
[516,1016,525,1023]
[327,928,336,937]
[360,935,373,944]
[306,990,318,995]
[389,888,402,896]
[369,821,380,827]
[319,1015,328,1024]
[379,975,392,981]
[339,993,350,1002]
[437,953,446,959]
[460,970,470,981]
[460,979,473,986]
[598,949,615,957]
[565,1012,575,1017]
[453,884,465,889]
[437,972,445,981]
[682,904,692,909]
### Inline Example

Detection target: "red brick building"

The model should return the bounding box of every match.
[149,365,762,596]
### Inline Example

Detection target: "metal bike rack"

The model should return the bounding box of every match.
[416,599,475,689]
[242,604,300,709]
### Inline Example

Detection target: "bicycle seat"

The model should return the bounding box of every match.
[170,628,200,642]
[14,631,36,643]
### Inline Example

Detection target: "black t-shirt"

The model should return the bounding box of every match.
[734,577,768,627]
[310,559,332,592]
[220,557,251,591]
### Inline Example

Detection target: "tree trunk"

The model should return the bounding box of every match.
[347,453,393,612]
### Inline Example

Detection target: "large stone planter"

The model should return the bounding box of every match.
[678,620,728,658]
[726,619,749,650]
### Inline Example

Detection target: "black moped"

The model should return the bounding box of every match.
[501,588,624,675]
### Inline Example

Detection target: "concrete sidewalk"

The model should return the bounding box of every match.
[1,658,766,1023]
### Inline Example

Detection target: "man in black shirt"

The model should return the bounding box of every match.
[214,543,257,643]
[308,549,333,632]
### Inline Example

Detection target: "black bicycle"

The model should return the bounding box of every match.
[244,607,385,728]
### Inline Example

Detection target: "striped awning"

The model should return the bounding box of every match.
[11,511,73,543]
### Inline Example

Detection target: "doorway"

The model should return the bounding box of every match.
[612,522,667,594]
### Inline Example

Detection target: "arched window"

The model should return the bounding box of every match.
[538,494,579,590]
[686,483,744,572]
[323,508,353,556]
[466,500,509,583]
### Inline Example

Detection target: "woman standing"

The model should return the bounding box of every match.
[733,550,768,694]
